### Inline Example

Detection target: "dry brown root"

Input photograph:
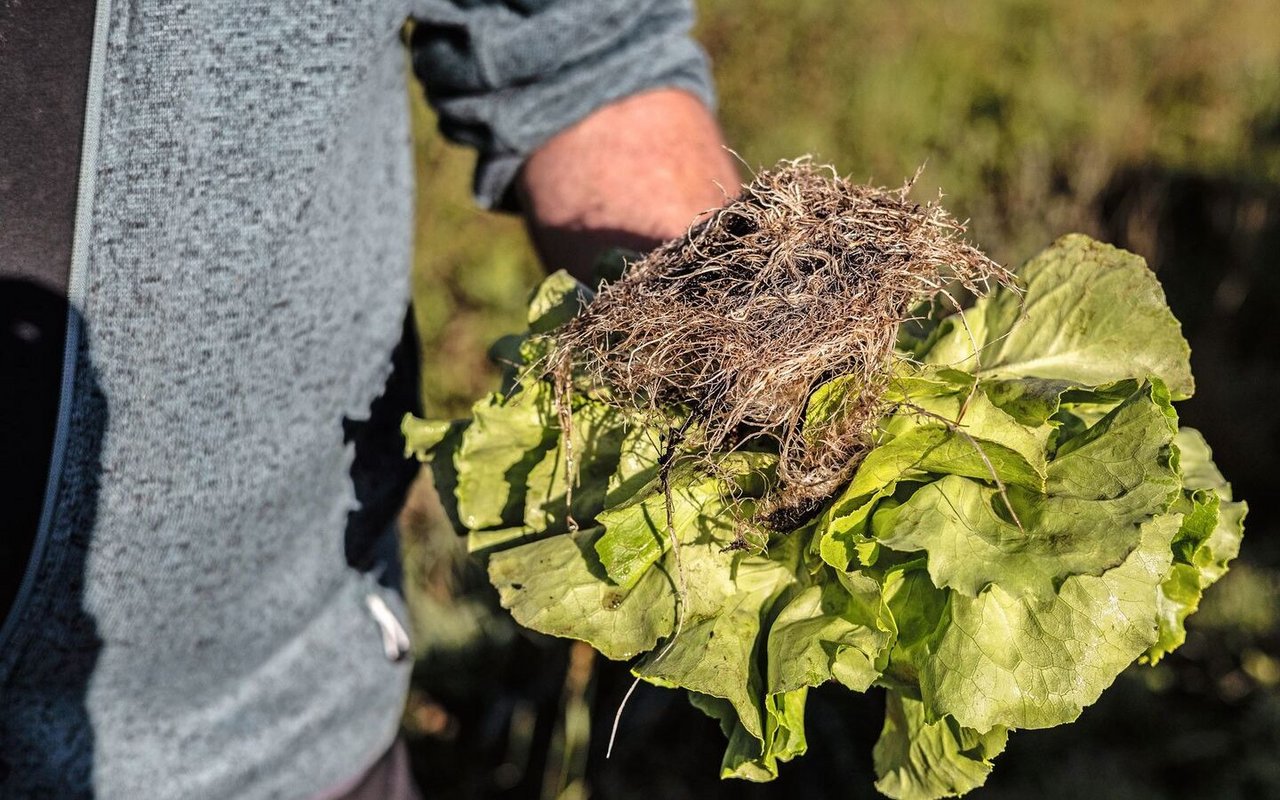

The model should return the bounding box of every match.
[550,158,1014,529]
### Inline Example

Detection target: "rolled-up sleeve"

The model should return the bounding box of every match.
[409,0,716,209]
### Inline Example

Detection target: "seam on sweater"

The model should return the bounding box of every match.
[0,0,113,662]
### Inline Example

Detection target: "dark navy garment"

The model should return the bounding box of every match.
[0,0,96,626]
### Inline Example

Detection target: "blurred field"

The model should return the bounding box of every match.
[401,2,1280,797]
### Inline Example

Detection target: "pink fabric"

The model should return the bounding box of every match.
[309,739,423,800]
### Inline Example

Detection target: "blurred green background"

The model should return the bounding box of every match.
[399,2,1280,797]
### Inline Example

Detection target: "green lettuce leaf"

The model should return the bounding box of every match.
[455,382,559,531]
[521,400,631,533]
[488,527,677,659]
[690,689,809,781]
[1144,428,1248,662]
[872,381,1180,599]
[883,384,1053,491]
[594,453,771,591]
[765,573,893,694]
[816,370,1056,572]
[672,534,816,782]
[873,691,1008,800]
[979,377,1139,427]
[527,270,594,334]
[401,415,453,457]
[404,415,469,533]
[919,511,1182,731]
[814,480,897,572]
[1176,428,1246,584]
[487,455,780,661]
[878,563,947,695]
[445,367,665,555]
[919,234,1194,398]
[634,533,806,747]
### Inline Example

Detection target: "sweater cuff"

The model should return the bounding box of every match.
[474,71,715,211]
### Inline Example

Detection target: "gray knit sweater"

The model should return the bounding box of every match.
[0,2,712,798]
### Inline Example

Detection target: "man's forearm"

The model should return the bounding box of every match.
[516,88,740,282]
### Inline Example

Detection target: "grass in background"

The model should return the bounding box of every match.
[410,1,1280,421]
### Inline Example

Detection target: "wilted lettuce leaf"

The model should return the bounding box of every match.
[918,234,1194,398]
[873,691,1008,800]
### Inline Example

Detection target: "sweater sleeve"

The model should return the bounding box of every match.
[408,0,716,209]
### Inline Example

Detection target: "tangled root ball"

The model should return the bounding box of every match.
[551,159,1013,528]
